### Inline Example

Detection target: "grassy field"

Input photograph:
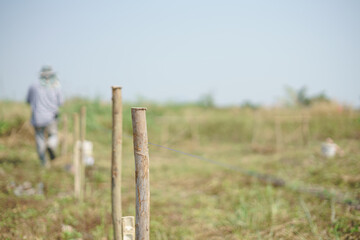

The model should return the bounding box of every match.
[0,99,359,239]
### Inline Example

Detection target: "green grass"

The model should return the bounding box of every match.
[0,99,359,239]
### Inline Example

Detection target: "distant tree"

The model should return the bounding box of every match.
[310,91,330,103]
[282,86,330,107]
[241,100,260,110]
[283,86,311,107]
[296,87,311,106]
[197,93,215,108]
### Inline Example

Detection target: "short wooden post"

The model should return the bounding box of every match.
[73,113,81,198]
[122,216,135,240]
[79,106,86,201]
[131,108,150,240]
[112,86,123,240]
[61,114,68,156]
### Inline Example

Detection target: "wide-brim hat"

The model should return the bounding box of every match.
[40,65,56,79]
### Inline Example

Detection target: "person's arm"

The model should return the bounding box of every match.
[57,88,64,107]
[26,86,32,104]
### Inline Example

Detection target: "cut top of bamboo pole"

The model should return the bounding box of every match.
[131,108,148,155]
[132,107,147,110]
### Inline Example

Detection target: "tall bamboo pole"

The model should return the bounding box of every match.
[79,106,86,201]
[131,107,150,240]
[61,114,68,156]
[112,86,123,240]
[73,113,80,198]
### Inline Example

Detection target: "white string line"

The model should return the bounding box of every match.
[97,126,360,209]
[123,133,286,186]
[148,140,360,209]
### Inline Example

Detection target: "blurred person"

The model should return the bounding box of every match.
[27,66,64,166]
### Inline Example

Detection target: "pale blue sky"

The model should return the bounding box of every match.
[0,0,359,106]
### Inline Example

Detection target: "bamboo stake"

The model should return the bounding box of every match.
[112,86,123,240]
[131,107,150,240]
[79,106,86,201]
[61,114,68,156]
[73,113,81,198]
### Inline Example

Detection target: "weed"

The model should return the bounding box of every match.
[0,99,359,239]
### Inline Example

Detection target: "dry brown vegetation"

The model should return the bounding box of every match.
[0,99,359,239]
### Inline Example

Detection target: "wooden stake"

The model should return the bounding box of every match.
[131,107,150,240]
[79,106,86,201]
[61,114,68,156]
[112,86,123,240]
[73,113,81,199]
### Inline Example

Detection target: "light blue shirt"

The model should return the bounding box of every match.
[27,82,64,127]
